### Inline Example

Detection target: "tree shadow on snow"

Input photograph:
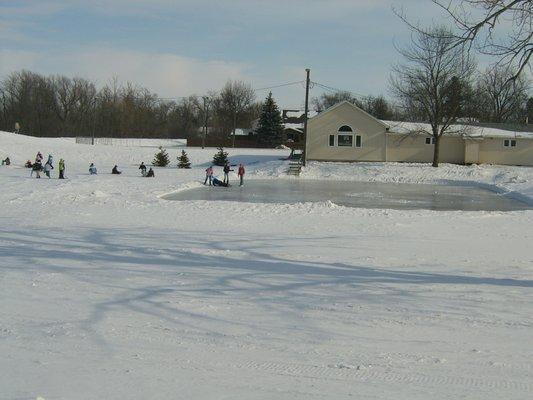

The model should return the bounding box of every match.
[1,226,531,350]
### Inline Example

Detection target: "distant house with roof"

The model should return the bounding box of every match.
[281,109,318,143]
[306,101,533,166]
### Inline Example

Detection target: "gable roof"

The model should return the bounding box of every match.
[309,100,390,129]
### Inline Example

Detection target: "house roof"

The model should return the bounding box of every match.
[384,120,533,140]
[309,101,390,129]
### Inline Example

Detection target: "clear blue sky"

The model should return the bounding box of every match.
[0,0,478,108]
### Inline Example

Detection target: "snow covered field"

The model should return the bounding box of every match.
[1,130,532,399]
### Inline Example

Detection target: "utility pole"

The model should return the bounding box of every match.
[202,96,209,149]
[91,99,96,145]
[302,68,311,166]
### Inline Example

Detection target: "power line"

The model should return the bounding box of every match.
[139,80,306,102]
[254,80,305,92]
[311,81,368,99]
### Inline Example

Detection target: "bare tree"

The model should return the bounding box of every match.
[390,27,476,167]
[476,64,530,122]
[219,80,255,147]
[311,91,362,113]
[396,0,532,79]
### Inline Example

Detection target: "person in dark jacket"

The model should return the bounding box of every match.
[146,167,155,177]
[32,160,42,178]
[212,177,229,187]
[112,165,122,174]
[223,162,233,184]
[139,162,147,176]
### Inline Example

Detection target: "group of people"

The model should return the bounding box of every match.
[138,162,155,177]
[21,152,243,185]
[88,162,154,177]
[204,162,245,187]
[28,152,65,179]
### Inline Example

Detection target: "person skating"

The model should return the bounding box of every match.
[35,152,43,163]
[223,162,233,184]
[139,162,147,177]
[47,154,53,168]
[237,163,245,187]
[32,160,42,178]
[146,167,155,177]
[111,165,122,175]
[89,163,97,175]
[58,159,65,179]
[204,166,213,185]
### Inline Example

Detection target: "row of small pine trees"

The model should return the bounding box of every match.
[152,147,229,168]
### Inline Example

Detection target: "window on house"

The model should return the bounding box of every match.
[329,135,335,146]
[338,125,353,132]
[337,134,353,147]
[504,139,517,147]
[425,137,436,145]
[355,135,362,148]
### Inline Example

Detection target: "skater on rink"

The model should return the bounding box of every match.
[237,163,245,187]
[223,162,233,184]
[204,165,213,185]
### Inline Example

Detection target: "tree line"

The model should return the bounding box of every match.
[0,71,259,139]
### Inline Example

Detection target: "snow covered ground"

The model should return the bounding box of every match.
[0,130,532,399]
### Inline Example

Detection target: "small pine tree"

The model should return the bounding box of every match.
[177,150,191,169]
[213,147,228,166]
[256,92,284,147]
[153,146,170,167]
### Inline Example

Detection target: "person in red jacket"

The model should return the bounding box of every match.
[237,163,245,187]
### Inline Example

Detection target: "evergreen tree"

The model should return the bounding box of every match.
[153,146,170,167]
[177,149,191,169]
[213,147,228,166]
[255,92,284,147]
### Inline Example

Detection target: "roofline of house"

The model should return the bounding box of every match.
[309,100,390,129]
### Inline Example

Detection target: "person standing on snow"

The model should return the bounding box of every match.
[204,166,213,185]
[223,162,233,185]
[237,164,245,187]
[32,160,42,178]
[43,159,53,178]
[139,162,147,177]
[47,154,53,168]
[58,159,65,179]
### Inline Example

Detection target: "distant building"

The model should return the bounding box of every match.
[282,109,318,142]
[306,101,533,166]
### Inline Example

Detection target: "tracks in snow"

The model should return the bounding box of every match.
[224,360,532,392]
